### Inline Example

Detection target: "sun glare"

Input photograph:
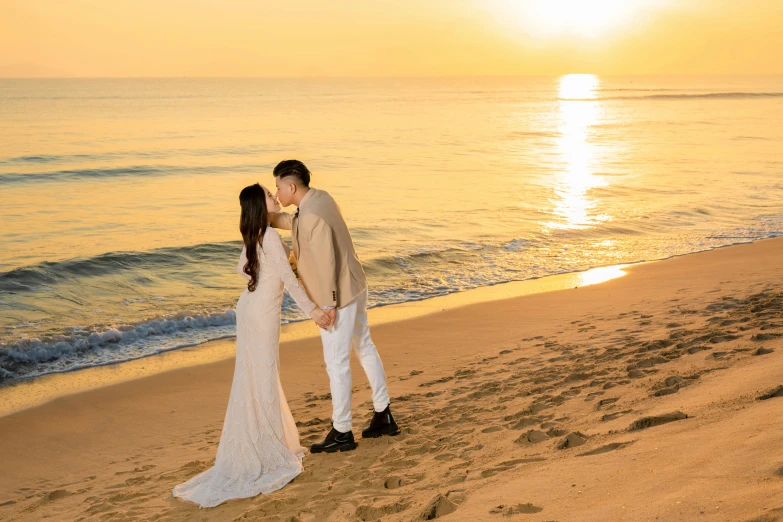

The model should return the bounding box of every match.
[501,0,664,38]
[548,74,608,230]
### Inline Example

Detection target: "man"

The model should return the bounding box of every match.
[271,159,399,453]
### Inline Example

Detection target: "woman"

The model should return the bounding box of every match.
[173,183,330,508]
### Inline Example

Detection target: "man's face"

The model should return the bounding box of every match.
[274,176,295,207]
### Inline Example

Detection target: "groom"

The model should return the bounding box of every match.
[271,159,399,453]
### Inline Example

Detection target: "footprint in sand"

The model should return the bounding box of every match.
[577,441,636,457]
[435,454,456,462]
[601,410,632,422]
[404,442,433,456]
[751,333,782,341]
[515,429,549,445]
[629,411,689,431]
[659,376,681,387]
[384,476,405,489]
[420,493,458,520]
[439,470,466,484]
[489,503,544,516]
[506,415,546,431]
[557,432,588,449]
[116,475,146,488]
[481,457,546,478]
[305,393,331,403]
[596,397,619,410]
[114,464,155,475]
[546,427,568,437]
[42,489,72,501]
[355,501,409,521]
[480,468,505,478]
[709,334,740,343]
[482,426,504,433]
[383,458,419,470]
[295,417,327,427]
[757,386,783,401]
[177,460,210,478]
[654,387,679,397]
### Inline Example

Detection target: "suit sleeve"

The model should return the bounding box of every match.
[269,212,293,231]
[302,214,338,308]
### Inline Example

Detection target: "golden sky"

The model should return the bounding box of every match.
[1,0,781,77]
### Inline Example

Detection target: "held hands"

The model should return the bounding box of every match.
[324,308,336,327]
[310,308,334,329]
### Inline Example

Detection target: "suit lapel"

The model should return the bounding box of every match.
[292,192,312,258]
[292,212,300,257]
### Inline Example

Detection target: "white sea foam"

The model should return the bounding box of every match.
[0,310,239,380]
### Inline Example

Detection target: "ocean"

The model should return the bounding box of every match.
[1,75,781,383]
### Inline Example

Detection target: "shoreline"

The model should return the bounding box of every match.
[1,236,782,521]
[5,232,778,418]
[4,232,779,402]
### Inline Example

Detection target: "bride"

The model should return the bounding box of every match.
[173,183,331,508]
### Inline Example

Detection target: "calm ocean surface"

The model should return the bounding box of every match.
[1,75,782,382]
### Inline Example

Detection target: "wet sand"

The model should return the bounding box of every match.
[1,238,782,521]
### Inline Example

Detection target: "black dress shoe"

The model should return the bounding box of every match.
[310,426,358,454]
[361,405,400,439]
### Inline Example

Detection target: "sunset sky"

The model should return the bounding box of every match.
[1,0,781,77]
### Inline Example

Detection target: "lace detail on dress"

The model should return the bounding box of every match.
[262,228,317,316]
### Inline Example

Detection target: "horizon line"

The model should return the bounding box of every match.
[2,73,783,80]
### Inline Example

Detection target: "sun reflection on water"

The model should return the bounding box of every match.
[548,74,609,230]
[576,264,627,286]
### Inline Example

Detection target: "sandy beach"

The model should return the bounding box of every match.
[1,237,782,522]
[4,2,782,520]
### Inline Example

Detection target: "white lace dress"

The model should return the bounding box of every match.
[173,227,316,508]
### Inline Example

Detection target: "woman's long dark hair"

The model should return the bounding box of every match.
[239,183,268,292]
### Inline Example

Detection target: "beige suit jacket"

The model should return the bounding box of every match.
[270,188,367,309]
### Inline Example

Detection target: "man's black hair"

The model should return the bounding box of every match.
[273,159,311,187]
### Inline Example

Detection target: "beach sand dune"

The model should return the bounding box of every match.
[1,238,782,521]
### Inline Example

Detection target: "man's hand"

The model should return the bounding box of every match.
[309,308,331,329]
[325,308,336,327]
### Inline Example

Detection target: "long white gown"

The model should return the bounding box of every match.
[173,227,317,508]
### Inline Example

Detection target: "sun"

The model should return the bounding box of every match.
[497,0,664,38]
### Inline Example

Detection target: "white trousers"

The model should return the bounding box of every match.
[319,287,389,433]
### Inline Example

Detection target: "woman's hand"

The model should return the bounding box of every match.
[310,308,331,329]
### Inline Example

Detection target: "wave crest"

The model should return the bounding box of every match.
[0,310,237,380]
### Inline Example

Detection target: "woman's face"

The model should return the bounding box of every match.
[262,185,280,213]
